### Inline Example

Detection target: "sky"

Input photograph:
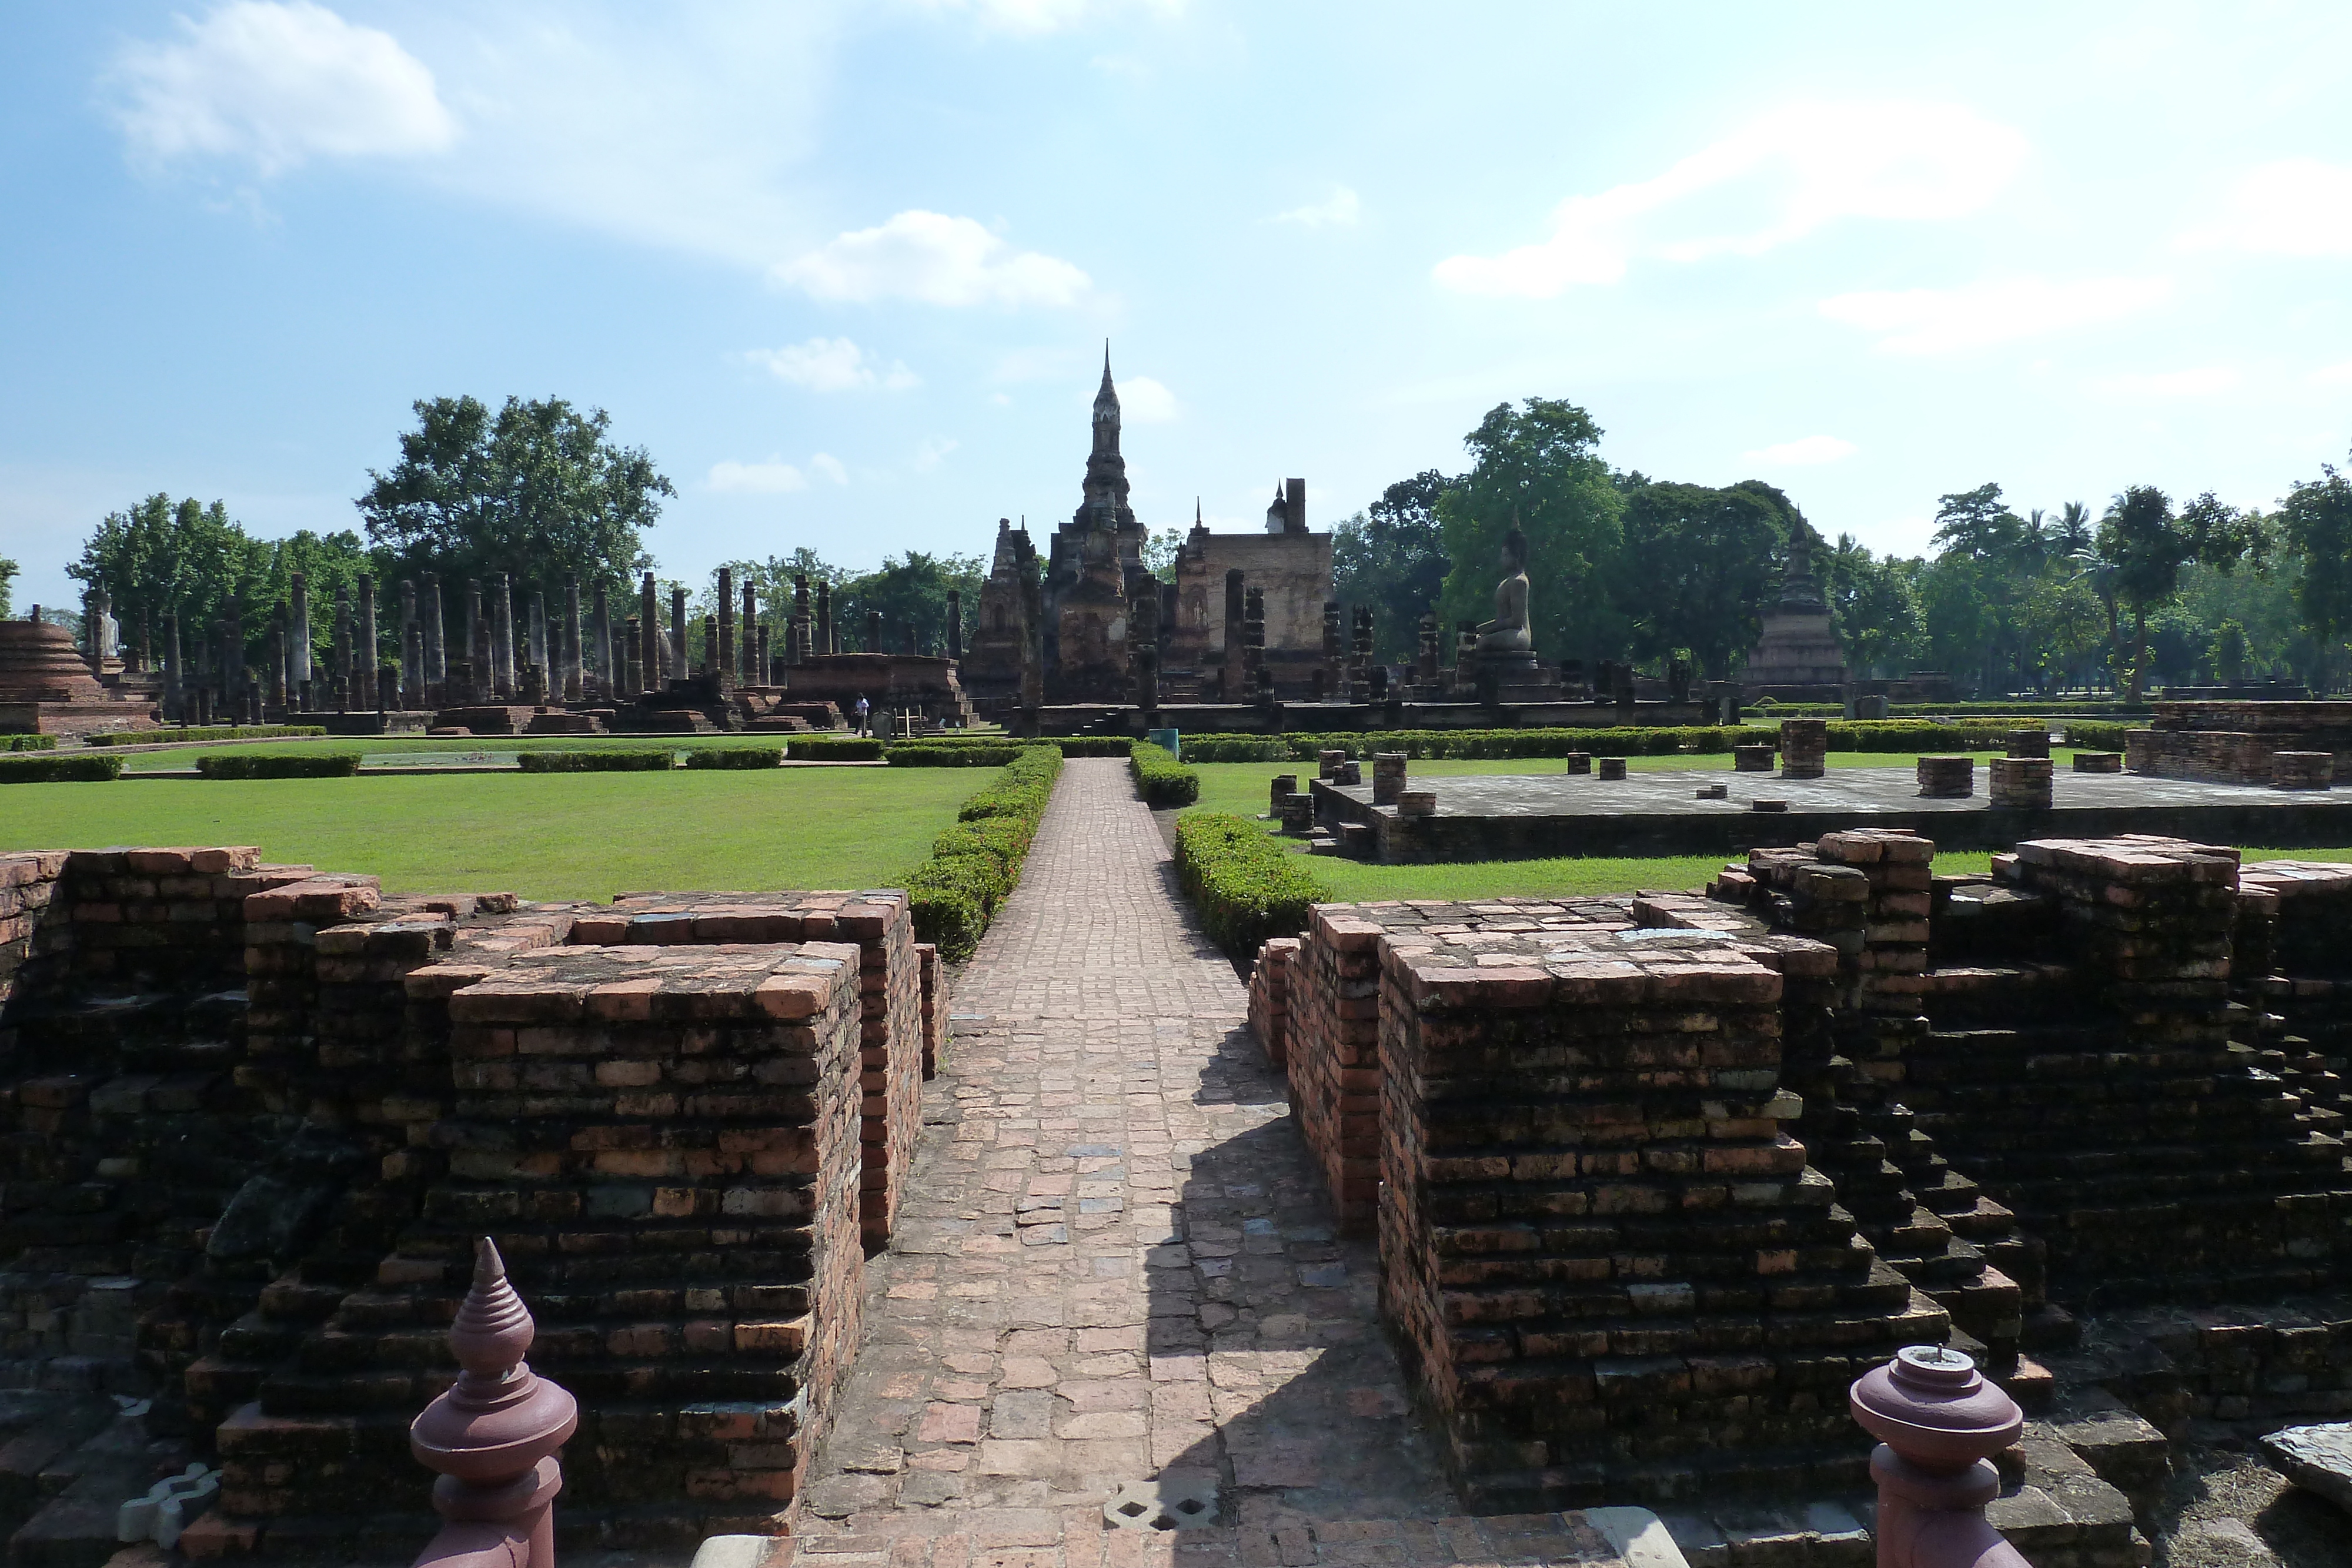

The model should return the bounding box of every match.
[5,1,2352,611]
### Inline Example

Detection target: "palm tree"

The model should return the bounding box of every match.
[2050,501,2093,557]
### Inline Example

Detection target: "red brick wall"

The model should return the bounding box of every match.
[1245,937,1297,1069]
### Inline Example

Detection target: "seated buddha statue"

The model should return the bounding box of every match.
[1475,527,1533,653]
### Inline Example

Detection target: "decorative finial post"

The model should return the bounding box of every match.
[410,1238,578,1568]
[1849,1346,2027,1568]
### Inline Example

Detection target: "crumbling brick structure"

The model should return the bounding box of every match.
[1246,935,1297,1069]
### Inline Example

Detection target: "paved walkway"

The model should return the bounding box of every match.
[795,757,1454,1543]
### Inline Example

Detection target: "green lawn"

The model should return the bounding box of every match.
[0,768,973,900]
[102,732,813,771]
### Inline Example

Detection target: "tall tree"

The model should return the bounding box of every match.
[1434,399,1625,666]
[2278,454,2352,693]
[2098,485,2256,700]
[1332,469,1457,660]
[834,552,985,654]
[0,554,16,620]
[1930,483,2029,566]
[1610,480,1785,677]
[357,396,672,626]
[2049,500,2094,557]
[68,495,275,664]
[1825,534,1922,676]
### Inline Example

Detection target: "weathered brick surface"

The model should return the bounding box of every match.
[1372,916,1946,1509]
[1245,937,1297,1069]
[216,940,867,1551]
[916,942,946,1078]
[580,894,919,1250]
[2126,699,2352,784]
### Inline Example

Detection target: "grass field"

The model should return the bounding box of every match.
[0,768,973,900]
[102,732,814,770]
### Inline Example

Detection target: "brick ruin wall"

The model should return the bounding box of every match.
[1273,833,2352,1512]
[0,852,940,1557]
[2126,698,2352,784]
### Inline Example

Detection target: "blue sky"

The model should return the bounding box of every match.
[5,1,2352,611]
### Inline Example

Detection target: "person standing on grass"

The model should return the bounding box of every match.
[854,694,870,736]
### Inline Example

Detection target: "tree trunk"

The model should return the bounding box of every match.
[2127,606,2149,703]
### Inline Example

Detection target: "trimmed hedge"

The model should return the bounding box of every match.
[1130,741,1200,807]
[0,754,121,783]
[684,746,783,769]
[516,749,676,773]
[874,734,1134,758]
[787,737,885,761]
[196,753,362,779]
[887,744,1025,767]
[1181,727,1768,763]
[1174,814,1331,959]
[85,725,326,745]
[3,734,58,752]
[896,745,1064,959]
[2063,720,2134,751]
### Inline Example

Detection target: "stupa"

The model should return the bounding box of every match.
[1739,524,1849,702]
[0,616,159,736]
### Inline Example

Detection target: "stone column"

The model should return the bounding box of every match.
[623,617,642,696]
[816,581,834,657]
[493,573,516,698]
[755,624,770,686]
[422,573,446,698]
[527,590,548,693]
[716,567,736,694]
[1221,569,1245,701]
[794,574,812,666]
[701,614,718,676]
[639,572,659,694]
[286,573,312,690]
[356,574,378,710]
[332,589,353,708]
[399,580,420,708]
[467,579,490,702]
[866,610,883,654]
[669,586,688,681]
[266,614,287,713]
[740,578,758,684]
[163,612,183,721]
[564,579,583,703]
[592,583,612,700]
[947,590,963,661]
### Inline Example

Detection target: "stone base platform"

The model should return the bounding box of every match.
[288,709,436,735]
[1313,767,2352,862]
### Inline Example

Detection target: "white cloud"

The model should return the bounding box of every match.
[2093,366,2241,398]
[749,337,918,392]
[111,0,457,176]
[811,453,850,485]
[2180,160,2352,256]
[1118,376,1178,422]
[2309,360,2352,387]
[1818,275,2172,355]
[911,0,1182,35]
[1275,185,1360,228]
[1745,435,1856,466]
[914,438,958,473]
[1434,101,2028,297]
[776,210,1091,307]
[708,458,808,494]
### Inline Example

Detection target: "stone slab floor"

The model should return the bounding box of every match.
[792,758,1456,1544]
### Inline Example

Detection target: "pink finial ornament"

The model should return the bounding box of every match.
[409,1238,579,1568]
[1849,1346,2028,1568]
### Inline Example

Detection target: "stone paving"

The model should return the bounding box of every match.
[794,758,1454,1542]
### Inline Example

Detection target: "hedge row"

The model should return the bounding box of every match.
[517,749,677,773]
[1130,741,1200,807]
[1180,727,1775,762]
[1173,814,1331,959]
[2062,720,2135,751]
[84,726,325,745]
[786,737,885,761]
[196,753,362,780]
[896,745,1063,959]
[0,754,122,783]
[871,734,1135,758]
[3,735,58,752]
[684,746,783,769]
[886,744,1027,767]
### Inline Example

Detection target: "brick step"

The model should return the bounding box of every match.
[359,1241,824,1293]
[325,1277,811,1333]
[1943,1156,2348,1202]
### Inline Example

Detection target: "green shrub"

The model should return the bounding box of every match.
[0,753,122,783]
[195,753,362,779]
[887,743,1024,767]
[2,734,58,752]
[1173,814,1331,959]
[1179,734,1295,763]
[1130,742,1200,807]
[83,725,325,745]
[683,746,783,769]
[896,745,1064,959]
[787,737,884,761]
[2063,720,2135,751]
[516,748,676,773]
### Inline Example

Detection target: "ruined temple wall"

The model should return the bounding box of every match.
[1165,533,1332,672]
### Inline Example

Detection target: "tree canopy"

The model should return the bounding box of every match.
[1612,480,1789,678]
[2278,453,2352,691]
[1333,469,1456,661]
[1435,399,1624,664]
[0,554,16,621]
[357,395,671,607]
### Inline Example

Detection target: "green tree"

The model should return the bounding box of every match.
[0,554,16,620]
[1930,483,2029,566]
[1611,480,1786,677]
[1825,535,1922,676]
[2017,569,2107,692]
[1140,529,1185,583]
[2278,455,2352,692]
[1333,469,1458,660]
[68,494,275,664]
[2049,500,2094,557]
[1916,556,1998,692]
[2099,486,2256,700]
[835,552,985,654]
[357,395,672,630]
[1435,399,1625,666]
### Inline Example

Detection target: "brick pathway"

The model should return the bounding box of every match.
[794,758,1454,1543]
